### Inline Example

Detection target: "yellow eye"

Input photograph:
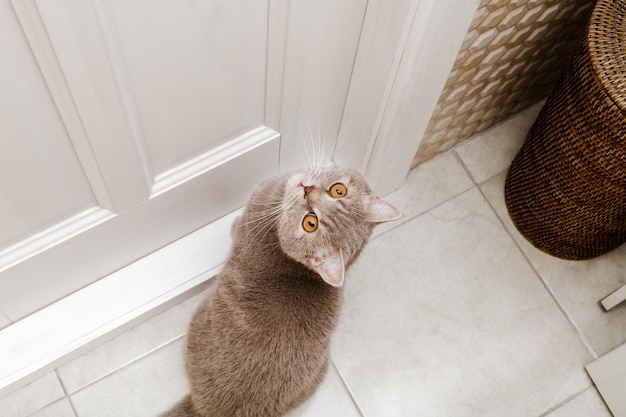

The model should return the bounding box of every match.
[302,212,318,232]
[329,183,347,199]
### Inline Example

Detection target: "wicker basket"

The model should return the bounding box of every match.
[504,0,626,260]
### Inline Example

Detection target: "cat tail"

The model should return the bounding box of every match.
[160,396,199,417]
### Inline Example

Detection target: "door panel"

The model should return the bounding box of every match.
[0,0,98,256]
[30,0,151,211]
[105,0,268,175]
[0,0,280,320]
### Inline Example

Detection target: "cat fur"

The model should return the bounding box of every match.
[161,167,400,417]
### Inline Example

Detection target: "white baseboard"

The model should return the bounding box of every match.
[0,208,242,397]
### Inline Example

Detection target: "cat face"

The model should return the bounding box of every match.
[277,166,400,287]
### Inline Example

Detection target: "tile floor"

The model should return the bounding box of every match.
[2,102,624,417]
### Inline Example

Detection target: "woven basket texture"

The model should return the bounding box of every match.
[505,0,626,260]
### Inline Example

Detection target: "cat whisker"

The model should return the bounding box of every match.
[247,199,287,211]
[240,196,298,251]
[303,109,317,169]
[248,194,285,203]
[244,205,285,228]
[243,212,283,229]
[239,213,284,256]
[318,135,327,168]
[323,134,336,166]
[317,131,328,168]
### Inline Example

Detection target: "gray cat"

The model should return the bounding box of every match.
[162,166,400,417]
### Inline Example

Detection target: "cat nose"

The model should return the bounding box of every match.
[302,185,314,197]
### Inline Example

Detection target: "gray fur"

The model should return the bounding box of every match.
[161,167,399,417]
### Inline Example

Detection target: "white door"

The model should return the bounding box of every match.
[0,0,383,322]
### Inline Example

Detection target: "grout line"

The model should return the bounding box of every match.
[55,369,70,397]
[65,334,186,397]
[454,137,599,359]
[55,368,80,417]
[22,371,76,417]
[453,143,599,359]
[536,385,594,417]
[372,153,478,242]
[473,173,599,360]
[451,149,479,185]
[67,395,80,417]
[331,359,367,417]
[370,185,477,243]
[23,397,78,417]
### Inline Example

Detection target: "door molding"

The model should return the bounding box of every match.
[337,0,480,196]
[0,208,113,274]
[152,127,279,197]
[30,0,152,211]
[0,208,241,397]
[10,0,118,211]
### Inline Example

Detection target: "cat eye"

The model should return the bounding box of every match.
[329,183,347,199]
[302,212,318,233]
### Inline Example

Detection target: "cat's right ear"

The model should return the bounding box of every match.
[310,250,345,287]
[364,195,401,223]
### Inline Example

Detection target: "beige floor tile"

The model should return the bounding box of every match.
[71,338,360,417]
[28,399,76,417]
[544,387,611,417]
[70,339,189,417]
[333,188,592,417]
[286,363,361,417]
[0,372,65,417]
[57,287,210,393]
[455,101,543,183]
[481,173,626,357]
[374,151,474,238]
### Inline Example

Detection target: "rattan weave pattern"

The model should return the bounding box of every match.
[505,0,626,260]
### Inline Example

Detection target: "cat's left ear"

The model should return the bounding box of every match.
[364,194,402,223]
[310,249,345,287]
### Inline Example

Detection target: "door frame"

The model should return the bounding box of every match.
[0,0,479,396]
[338,0,480,196]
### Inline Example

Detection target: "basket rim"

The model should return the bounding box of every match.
[587,0,626,113]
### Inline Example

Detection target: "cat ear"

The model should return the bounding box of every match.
[310,249,345,287]
[364,195,401,223]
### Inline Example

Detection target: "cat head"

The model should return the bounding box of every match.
[277,166,400,287]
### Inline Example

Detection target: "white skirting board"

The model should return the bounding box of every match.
[601,284,626,311]
[0,208,242,397]
[587,342,626,417]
